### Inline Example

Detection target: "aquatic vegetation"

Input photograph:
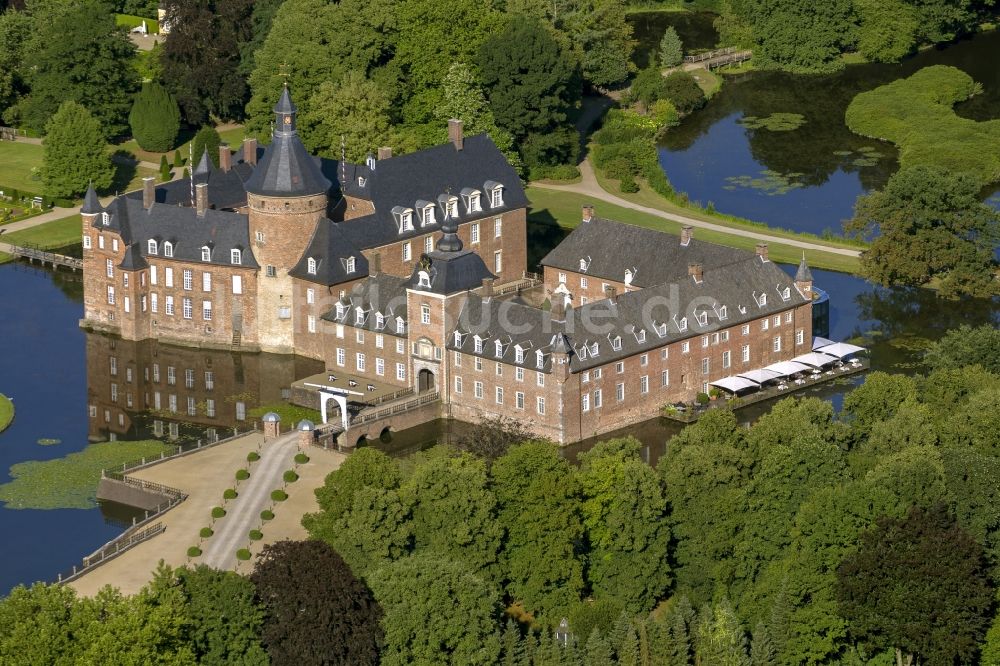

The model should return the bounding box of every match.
[0,394,13,433]
[846,65,1000,186]
[0,440,171,510]
[834,145,885,167]
[738,112,807,131]
[724,169,805,195]
[37,439,61,446]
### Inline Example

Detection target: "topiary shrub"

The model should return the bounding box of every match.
[247,451,260,462]
[260,509,274,521]
[200,527,213,538]
[696,392,711,405]
[249,529,263,541]
[235,469,250,481]
[283,470,298,483]
[236,548,251,561]
[211,506,226,519]
[271,489,288,502]
[223,488,238,500]
[294,453,309,464]
[128,82,180,152]
[190,126,221,167]
[187,546,202,557]
[173,149,183,168]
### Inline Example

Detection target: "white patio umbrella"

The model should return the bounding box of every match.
[815,342,866,359]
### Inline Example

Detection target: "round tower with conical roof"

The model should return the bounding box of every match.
[245,86,331,352]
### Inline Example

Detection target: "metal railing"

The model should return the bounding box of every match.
[101,425,258,478]
[353,392,440,425]
[683,47,737,63]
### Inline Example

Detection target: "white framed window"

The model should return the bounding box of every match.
[306,288,315,304]
[701,335,709,348]
[167,366,176,385]
[106,258,114,278]
[123,273,129,288]
[722,350,731,369]
[376,333,384,349]
[422,205,436,225]
[559,272,567,283]
[495,362,503,377]
[202,300,212,321]
[491,187,503,207]
[742,324,750,336]
[182,297,193,319]
[475,357,483,371]
[232,275,242,295]
[202,272,211,292]
[582,394,590,412]
[201,246,211,262]
[112,238,118,252]
[616,361,624,373]
[83,235,92,249]
[471,223,480,244]
[165,267,174,288]
[107,285,115,305]
[151,293,158,313]
[163,241,173,258]
[346,256,356,273]
[640,375,649,394]
[255,230,265,243]
[516,367,524,382]
[266,265,276,277]
[165,295,174,315]
[235,401,246,421]
[230,248,241,265]
[421,304,430,324]
[661,348,668,360]
[147,239,157,255]
[396,363,406,381]
[424,236,433,254]
[494,251,502,273]
[183,269,193,290]
[494,218,502,237]
[455,376,463,393]
[681,341,690,354]
[98,235,105,249]
[356,352,366,372]
[537,372,544,387]
[402,242,412,262]
[205,371,214,389]
[184,368,194,388]
[336,348,345,366]
[397,339,405,354]
[581,277,589,289]
[661,369,669,386]
[474,381,484,399]
[773,336,782,352]
[786,311,793,323]
[123,296,130,313]
[593,368,602,380]
[307,315,316,333]
[496,386,503,404]
[516,391,524,409]
[762,319,769,331]
[742,344,750,362]
[376,357,385,376]
[307,257,317,274]
[796,329,804,345]
[774,315,781,327]
[468,191,481,213]
[616,382,625,402]
[537,396,545,415]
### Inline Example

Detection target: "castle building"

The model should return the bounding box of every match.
[82,88,817,445]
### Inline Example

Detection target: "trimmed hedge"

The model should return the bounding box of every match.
[235,469,250,481]
[200,527,213,538]
[236,548,251,561]
[260,509,274,521]
[283,470,298,483]
[211,506,226,519]
[294,453,309,464]
[247,451,260,462]
[249,529,263,541]
[187,546,201,557]
[223,488,238,500]
[271,489,288,502]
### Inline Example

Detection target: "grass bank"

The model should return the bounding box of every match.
[0,214,82,264]
[0,394,13,433]
[526,186,860,273]
[0,440,172,510]
[846,65,1000,187]
[0,142,44,193]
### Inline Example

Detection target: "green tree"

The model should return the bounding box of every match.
[309,446,401,522]
[302,71,392,160]
[42,101,115,198]
[160,0,254,124]
[659,26,683,68]
[562,0,633,87]
[493,442,584,620]
[853,0,918,62]
[693,599,751,666]
[190,126,222,169]
[749,622,777,666]
[578,438,671,613]
[477,14,580,141]
[629,66,668,107]
[844,165,1000,297]
[837,504,992,666]
[369,554,501,665]
[583,628,614,666]
[239,0,286,76]
[149,564,268,665]
[925,324,1000,374]
[401,448,503,582]
[0,583,83,665]
[129,82,181,152]
[662,71,706,115]
[250,540,383,665]
[0,10,32,124]
[841,371,917,437]
[20,0,139,137]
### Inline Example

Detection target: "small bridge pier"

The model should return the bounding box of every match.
[303,391,443,452]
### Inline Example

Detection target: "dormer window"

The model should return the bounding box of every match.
[402,211,413,231]
[376,312,385,329]
[307,257,317,274]
[395,316,405,333]
[366,154,376,170]
[201,246,211,262]
[536,349,544,369]
[454,331,463,346]
[515,346,524,364]
[779,286,791,301]
[490,185,503,208]
[163,241,174,258]
[422,204,435,226]
[468,191,480,213]
[393,206,414,233]
[417,270,431,288]
[100,212,110,226]
[147,240,158,255]
[758,293,767,307]
[355,307,365,324]
[579,257,590,272]
[610,335,622,351]
[474,336,483,353]
[230,248,241,265]
[717,305,728,320]
[637,329,646,342]
[358,176,366,187]
[346,256,356,273]
[677,316,688,332]
[335,302,345,319]
[446,197,458,219]
[655,322,668,337]
[696,311,708,326]
[495,340,503,357]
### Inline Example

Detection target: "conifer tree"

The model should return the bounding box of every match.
[42,101,115,198]
[501,620,524,666]
[583,629,614,666]
[129,82,181,152]
[173,149,183,168]
[659,26,683,67]
[190,127,222,168]
[750,622,777,666]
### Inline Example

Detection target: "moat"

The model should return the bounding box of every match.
[2,254,998,594]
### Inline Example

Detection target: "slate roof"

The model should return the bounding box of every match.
[82,183,102,215]
[405,249,495,295]
[126,144,259,211]
[795,255,813,282]
[289,218,369,286]
[322,273,410,337]
[449,255,809,373]
[540,217,748,288]
[244,88,331,197]
[90,196,258,270]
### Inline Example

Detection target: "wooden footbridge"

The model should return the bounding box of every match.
[3,243,82,271]
[680,47,752,71]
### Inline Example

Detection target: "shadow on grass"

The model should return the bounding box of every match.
[107,150,138,196]
[526,207,570,270]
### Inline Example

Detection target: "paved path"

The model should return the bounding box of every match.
[533,159,862,258]
[201,431,301,570]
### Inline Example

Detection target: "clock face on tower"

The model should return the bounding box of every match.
[283,116,291,125]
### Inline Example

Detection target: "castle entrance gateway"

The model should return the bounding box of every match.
[418,369,435,393]
[299,372,408,432]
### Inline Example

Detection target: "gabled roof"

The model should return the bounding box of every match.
[540,216,747,287]
[91,196,257,269]
[289,218,369,286]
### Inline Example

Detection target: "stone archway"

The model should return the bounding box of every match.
[318,390,349,431]
[418,368,435,393]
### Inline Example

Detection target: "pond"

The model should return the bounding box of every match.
[1,252,998,593]
[628,10,720,69]
[656,29,1000,235]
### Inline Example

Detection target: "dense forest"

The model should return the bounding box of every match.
[3,326,1000,664]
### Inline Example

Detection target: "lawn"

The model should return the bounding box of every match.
[115,125,247,166]
[0,440,172,510]
[0,214,82,264]
[0,142,45,194]
[0,394,13,433]
[526,186,861,274]
[115,13,159,33]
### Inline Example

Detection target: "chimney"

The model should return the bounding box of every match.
[142,176,155,210]
[243,137,258,166]
[377,146,392,161]
[582,204,595,223]
[219,144,232,172]
[448,119,464,151]
[371,251,382,275]
[195,183,208,217]
[604,284,617,299]
[481,277,494,298]
[755,243,769,262]
[688,262,703,283]
[681,225,693,246]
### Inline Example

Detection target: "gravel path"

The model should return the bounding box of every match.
[201,432,300,570]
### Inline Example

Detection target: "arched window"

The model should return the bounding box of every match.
[307,257,317,274]
[201,246,211,262]
[147,240,158,255]
[163,241,174,258]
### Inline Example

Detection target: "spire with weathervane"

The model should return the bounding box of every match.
[795,252,814,296]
